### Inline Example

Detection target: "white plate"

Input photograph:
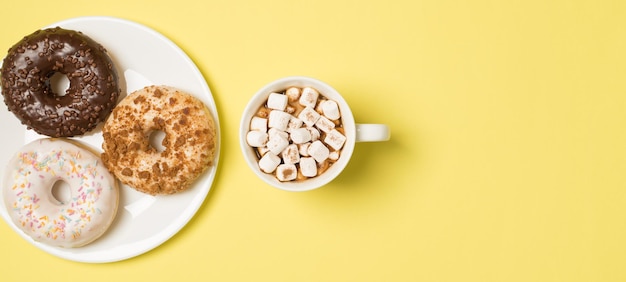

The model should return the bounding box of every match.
[0,16,221,263]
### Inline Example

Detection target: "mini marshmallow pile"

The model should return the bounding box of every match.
[246,86,347,182]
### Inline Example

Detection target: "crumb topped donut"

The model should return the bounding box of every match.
[3,138,119,248]
[0,27,120,137]
[101,85,217,195]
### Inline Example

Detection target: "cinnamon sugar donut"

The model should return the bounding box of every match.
[101,85,216,195]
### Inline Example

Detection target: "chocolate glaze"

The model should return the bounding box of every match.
[1,27,120,137]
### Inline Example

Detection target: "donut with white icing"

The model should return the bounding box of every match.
[2,138,119,248]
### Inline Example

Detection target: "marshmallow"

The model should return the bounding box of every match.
[268,110,292,131]
[250,116,268,132]
[290,127,312,144]
[276,164,298,181]
[285,87,301,102]
[328,150,340,161]
[308,140,329,163]
[298,106,321,127]
[246,131,269,147]
[299,157,317,177]
[286,117,303,133]
[257,146,270,157]
[321,100,340,120]
[259,153,281,173]
[314,101,324,113]
[324,129,347,150]
[268,127,289,140]
[266,133,289,155]
[282,144,300,165]
[299,87,319,108]
[267,92,288,111]
[307,127,320,141]
[298,142,311,156]
[315,116,335,133]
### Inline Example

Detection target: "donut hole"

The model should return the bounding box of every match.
[149,130,167,153]
[51,180,71,204]
[49,72,70,97]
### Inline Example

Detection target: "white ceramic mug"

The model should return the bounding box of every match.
[239,76,390,191]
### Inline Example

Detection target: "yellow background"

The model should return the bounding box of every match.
[1,0,625,281]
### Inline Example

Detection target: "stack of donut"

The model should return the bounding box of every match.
[1,27,217,248]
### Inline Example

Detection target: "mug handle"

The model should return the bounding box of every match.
[356,124,390,142]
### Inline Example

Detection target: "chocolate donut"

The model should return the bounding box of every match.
[0,27,120,137]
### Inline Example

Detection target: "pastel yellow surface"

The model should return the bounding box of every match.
[1,0,625,281]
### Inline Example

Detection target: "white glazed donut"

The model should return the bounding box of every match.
[2,138,119,248]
